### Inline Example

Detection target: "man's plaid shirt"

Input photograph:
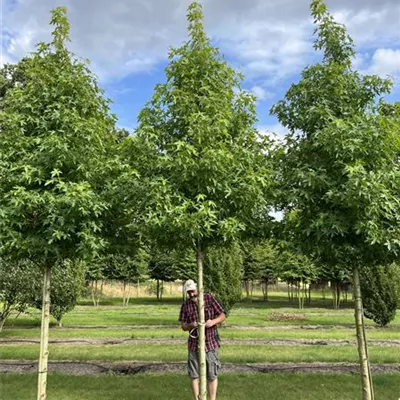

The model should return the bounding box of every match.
[179,293,225,352]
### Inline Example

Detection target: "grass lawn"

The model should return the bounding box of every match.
[3,326,400,341]
[4,301,400,328]
[2,343,400,364]
[1,373,399,400]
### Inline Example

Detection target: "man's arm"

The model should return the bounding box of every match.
[205,312,225,328]
[181,321,198,331]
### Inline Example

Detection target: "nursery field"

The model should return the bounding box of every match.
[1,294,400,400]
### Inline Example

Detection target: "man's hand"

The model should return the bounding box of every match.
[182,321,198,331]
[205,319,214,328]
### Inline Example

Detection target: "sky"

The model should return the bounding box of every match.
[1,0,400,138]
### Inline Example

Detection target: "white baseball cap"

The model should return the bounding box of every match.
[184,279,197,292]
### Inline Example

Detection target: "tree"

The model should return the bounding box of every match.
[271,1,400,398]
[148,247,196,300]
[131,3,273,397]
[30,260,86,327]
[204,243,243,313]
[361,264,399,327]
[0,8,115,399]
[0,259,39,331]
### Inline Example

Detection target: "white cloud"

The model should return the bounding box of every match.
[366,49,400,79]
[2,0,400,88]
[257,123,288,142]
[250,85,272,101]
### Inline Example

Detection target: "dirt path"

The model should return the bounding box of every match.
[4,324,395,330]
[1,360,400,375]
[2,338,400,346]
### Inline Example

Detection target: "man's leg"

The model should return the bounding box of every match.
[206,349,221,400]
[188,351,200,400]
[208,378,218,400]
[191,378,199,400]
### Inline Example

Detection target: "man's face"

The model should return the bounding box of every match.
[187,290,198,301]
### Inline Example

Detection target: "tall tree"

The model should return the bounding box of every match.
[361,264,399,327]
[0,8,115,400]
[271,1,400,398]
[132,3,273,397]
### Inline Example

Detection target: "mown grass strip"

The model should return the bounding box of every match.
[2,343,400,364]
[7,309,398,328]
[1,372,399,400]
[2,326,400,341]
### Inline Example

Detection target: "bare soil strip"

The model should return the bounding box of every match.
[1,360,399,376]
[3,324,395,330]
[2,338,400,347]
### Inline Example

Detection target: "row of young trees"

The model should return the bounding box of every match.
[1,1,400,399]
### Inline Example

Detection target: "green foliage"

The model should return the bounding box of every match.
[148,247,196,282]
[0,259,39,330]
[361,265,399,327]
[132,1,273,249]
[243,240,279,283]
[30,260,86,324]
[102,251,149,283]
[271,0,400,267]
[204,243,243,313]
[0,7,115,266]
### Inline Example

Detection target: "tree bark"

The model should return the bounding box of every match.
[37,265,51,400]
[197,246,207,400]
[123,281,127,306]
[353,266,374,400]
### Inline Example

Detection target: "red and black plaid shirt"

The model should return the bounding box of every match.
[179,293,225,352]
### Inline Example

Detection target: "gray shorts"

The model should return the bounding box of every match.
[188,349,221,381]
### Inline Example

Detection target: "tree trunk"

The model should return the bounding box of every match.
[0,303,11,332]
[197,246,207,400]
[91,281,96,306]
[37,265,51,400]
[156,279,160,301]
[123,281,127,306]
[126,282,131,306]
[245,280,250,298]
[336,282,341,309]
[353,266,374,400]
[137,279,140,298]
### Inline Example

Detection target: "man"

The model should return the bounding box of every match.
[179,279,226,400]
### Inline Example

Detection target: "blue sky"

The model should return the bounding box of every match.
[2,0,400,138]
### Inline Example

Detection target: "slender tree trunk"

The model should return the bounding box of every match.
[332,282,337,309]
[123,281,127,306]
[0,304,11,332]
[287,282,290,302]
[197,246,207,400]
[37,265,51,400]
[137,279,140,298]
[91,281,95,306]
[126,282,131,306]
[156,280,160,301]
[353,266,374,400]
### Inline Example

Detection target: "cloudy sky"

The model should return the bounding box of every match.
[2,0,400,135]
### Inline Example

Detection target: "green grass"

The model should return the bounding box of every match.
[2,343,400,364]
[3,326,400,340]
[1,373,399,400]
[6,302,400,328]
